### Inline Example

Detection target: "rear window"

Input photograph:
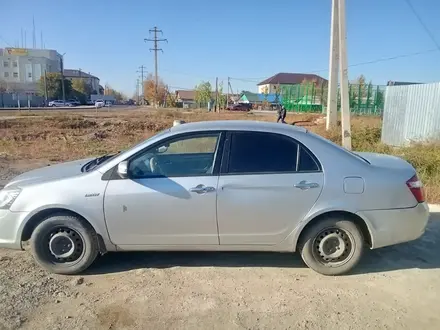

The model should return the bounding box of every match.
[307,131,370,164]
[298,146,320,171]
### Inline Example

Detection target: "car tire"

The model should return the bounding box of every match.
[298,216,364,276]
[30,213,99,275]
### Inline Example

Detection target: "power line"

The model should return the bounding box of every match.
[0,35,12,47]
[339,48,439,69]
[167,85,194,91]
[144,27,167,107]
[404,0,440,51]
[160,46,437,90]
[229,48,439,83]
[160,68,219,81]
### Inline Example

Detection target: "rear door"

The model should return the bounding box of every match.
[216,131,324,245]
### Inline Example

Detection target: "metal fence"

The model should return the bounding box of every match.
[0,93,45,108]
[381,82,440,146]
[280,82,386,116]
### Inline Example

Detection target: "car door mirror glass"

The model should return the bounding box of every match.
[117,161,129,178]
[157,145,168,153]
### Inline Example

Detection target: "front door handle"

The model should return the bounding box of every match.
[294,180,320,190]
[189,184,216,194]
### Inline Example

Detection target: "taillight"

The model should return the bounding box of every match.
[406,174,425,203]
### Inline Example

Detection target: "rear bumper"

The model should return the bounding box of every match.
[357,202,430,249]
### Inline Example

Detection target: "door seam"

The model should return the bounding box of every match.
[215,175,221,245]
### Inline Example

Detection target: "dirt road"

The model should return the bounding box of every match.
[1,162,440,329]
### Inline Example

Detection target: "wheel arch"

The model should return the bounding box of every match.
[294,210,373,251]
[21,207,107,253]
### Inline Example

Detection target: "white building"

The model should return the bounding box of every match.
[0,47,62,94]
[64,69,100,94]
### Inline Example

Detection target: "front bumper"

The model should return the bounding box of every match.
[357,202,430,249]
[0,209,29,250]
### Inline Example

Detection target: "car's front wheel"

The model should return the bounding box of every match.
[30,213,99,275]
[298,216,364,276]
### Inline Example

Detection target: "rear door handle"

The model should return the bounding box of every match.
[189,184,216,194]
[294,180,320,190]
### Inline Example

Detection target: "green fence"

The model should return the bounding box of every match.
[280,82,385,116]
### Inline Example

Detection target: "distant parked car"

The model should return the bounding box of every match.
[48,100,66,107]
[105,100,113,107]
[67,99,80,106]
[226,103,252,111]
[0,120,429,275]
[94,99,105,108]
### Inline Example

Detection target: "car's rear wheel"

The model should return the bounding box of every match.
[298,216,364,276]
[30,213,99,275]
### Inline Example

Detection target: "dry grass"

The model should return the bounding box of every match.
[1,108,439,203]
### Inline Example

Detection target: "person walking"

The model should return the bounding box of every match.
[277,105,287,123]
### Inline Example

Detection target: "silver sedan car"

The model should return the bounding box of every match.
[0,120,430,275]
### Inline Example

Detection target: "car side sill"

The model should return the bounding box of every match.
[114,244,294,252]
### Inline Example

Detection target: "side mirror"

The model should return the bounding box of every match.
[117,161,129,178]
[157,145,168,153]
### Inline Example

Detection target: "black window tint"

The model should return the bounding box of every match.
[228,132,298,174]
[298,146,320,171]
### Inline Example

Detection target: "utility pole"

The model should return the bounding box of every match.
[136,78,140,105]
[32,16,36,49]
[164,84,169,108]
[326,0,339,130]
[137,65,147,105]
[338,0,351,150]
[226,77,230,109]
[43,69,48,105]
[144,27,167,108]
[215,77,219,112]
[60,53,66,103]
[326,0,351,150]
[228,80,234,99]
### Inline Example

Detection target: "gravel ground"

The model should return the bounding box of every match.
[1,161,440,330]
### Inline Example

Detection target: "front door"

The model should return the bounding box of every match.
[104,132,223,245]
[217,131,323,245]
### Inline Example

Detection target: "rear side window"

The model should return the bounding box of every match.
[228,132,298,174]
[298,146,320,171]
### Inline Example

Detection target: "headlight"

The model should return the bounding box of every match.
[0,188,21,210]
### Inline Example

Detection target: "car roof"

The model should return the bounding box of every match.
[170,120,307,134]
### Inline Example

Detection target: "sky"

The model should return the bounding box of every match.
[2,0,440,96]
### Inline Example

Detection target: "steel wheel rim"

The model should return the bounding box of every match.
[46,227,85,264]
[312,227,355,267]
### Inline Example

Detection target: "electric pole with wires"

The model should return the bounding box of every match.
[326,0,351,150]
[137,65,147,105]
[144,27,167,108]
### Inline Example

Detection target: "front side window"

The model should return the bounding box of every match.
[128,133,220,178]
[228,132,298,174]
